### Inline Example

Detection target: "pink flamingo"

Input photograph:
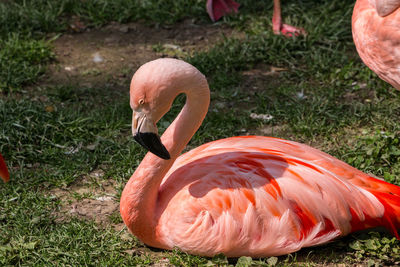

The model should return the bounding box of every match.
[206,0,306,36]
[0,153,9,182]
[352,0,400,90]
[120,58,400,257]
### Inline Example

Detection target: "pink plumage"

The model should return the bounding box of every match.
[352,0,400,90]
[120,58,400,257]
[0,152,9,183]
[206,0,240,22]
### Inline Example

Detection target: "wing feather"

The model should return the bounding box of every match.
[154,137,387,256]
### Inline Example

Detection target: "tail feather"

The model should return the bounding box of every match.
[365,177,400,239]
[0,153,9,183]
[371,191,400,238]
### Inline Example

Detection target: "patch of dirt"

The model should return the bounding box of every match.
[241,63,288,95]
[341,82,376,104]
[43,20,236,89]
[50,169,119,225]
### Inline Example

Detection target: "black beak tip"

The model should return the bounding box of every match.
[159,151,171,160]
[134,132,171,160]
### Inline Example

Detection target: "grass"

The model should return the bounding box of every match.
[0,34,53,92]
[1,0,400,266]
[0,0,207,38]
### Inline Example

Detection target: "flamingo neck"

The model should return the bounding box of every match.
[120,81,210,247]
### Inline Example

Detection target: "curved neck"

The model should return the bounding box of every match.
[120,82,210,247]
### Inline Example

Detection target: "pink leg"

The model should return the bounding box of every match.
[272,0,306,37]
[206,0,240,22]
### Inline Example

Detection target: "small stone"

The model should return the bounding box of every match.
[250,113,274,122]
[118,25,129,33]
[86,144,97,150]
[95,196,114,201]
[163,44,182,51]
[92,52,104,63]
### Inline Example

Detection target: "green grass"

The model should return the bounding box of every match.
[0,0,207,38]
[1,0,400,266]
[0,34,53,93]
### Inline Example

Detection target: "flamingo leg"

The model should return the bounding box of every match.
[272,0,306,37]
[206,0,240,22]
[0,153,9,183]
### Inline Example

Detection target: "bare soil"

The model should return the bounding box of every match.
[44,20,235,90]
[50,169,119,225]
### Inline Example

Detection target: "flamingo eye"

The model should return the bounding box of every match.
[139,99,145,105]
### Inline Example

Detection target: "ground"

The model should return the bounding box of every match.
[46,21,234,90]
[1,0,400,266]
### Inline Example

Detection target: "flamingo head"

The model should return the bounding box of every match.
[130,86,171,160]
[129,58,208,160]
[129,59,191,160]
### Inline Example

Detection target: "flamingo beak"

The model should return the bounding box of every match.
[132,111,171,160]
[0,153,10,183]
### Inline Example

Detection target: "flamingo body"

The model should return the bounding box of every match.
[206,0,305,36]
[0,153,9,183]
[206,0,240,22]
[120,58,400,257]
[352,0,400,89]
